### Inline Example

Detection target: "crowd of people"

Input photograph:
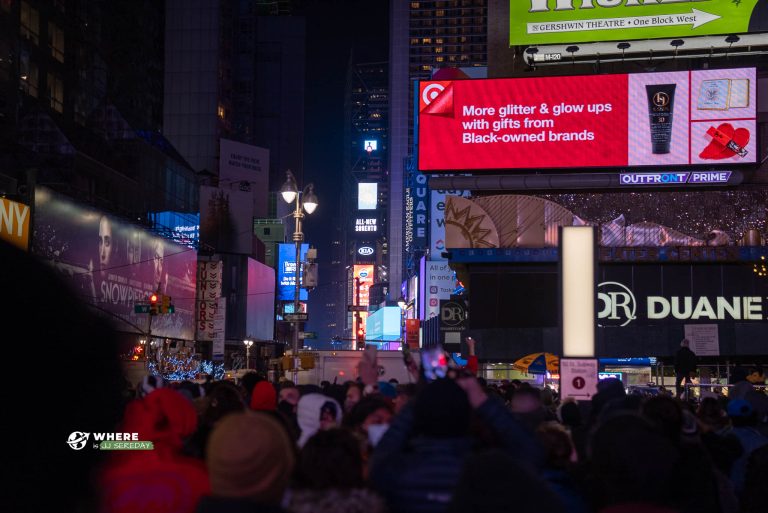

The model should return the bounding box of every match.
[3,240,768,513]
[96,352,766,513]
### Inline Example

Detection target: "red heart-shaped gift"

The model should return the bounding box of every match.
[698,123,750,160]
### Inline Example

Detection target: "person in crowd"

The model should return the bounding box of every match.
[642,396,725,513]
[730,367,768,432]
[369,376,543,513]
[726,398,768,494]
[101,388,210,513]
[278,384,301,415]
[394,383,418,414]
[286,429,387,513]
[535,422,589,513]
[296,394,342,448]
[242,372,265,405]
[557,399,590,462]
[674,339,697,399]
[345,382,364,414]
[446,449,565,513]
[188,380,245,458]
[2,241,126,513]
[509,385,556,432]
[740,444,768,513]
[251,380,278,412]
[588,414,682,513]
[344,396,393,438]
[197,411,295,513]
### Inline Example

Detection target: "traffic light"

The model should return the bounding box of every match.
[357,327,365,345]
[161,295,172,314]
[149,293,159,315]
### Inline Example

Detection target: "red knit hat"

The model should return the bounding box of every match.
[250,381,277,411]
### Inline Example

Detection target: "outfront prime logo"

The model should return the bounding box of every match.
[597,281,637,327]
[67,432,90,450]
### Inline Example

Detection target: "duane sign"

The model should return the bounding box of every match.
[510,0,768,46]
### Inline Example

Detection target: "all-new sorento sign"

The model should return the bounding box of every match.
[511,0,768,46]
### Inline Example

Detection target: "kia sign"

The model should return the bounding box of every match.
[358,246,374,256]
[417,68,757,172]
[511,0,768,46]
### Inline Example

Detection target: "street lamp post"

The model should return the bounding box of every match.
[397,296,407,349]
[280,170,318,384]
[243,338,253,370]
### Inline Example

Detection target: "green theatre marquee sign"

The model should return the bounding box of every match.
[510,0,768,46]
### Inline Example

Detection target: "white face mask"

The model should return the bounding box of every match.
[367,424,390,447]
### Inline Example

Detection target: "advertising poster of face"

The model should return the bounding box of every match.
[418,68,756,172]
[32,187,197,340]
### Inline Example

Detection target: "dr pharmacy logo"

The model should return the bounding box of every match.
[598,281,637,327]
[67,431,154,451]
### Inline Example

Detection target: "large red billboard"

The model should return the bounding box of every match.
[418,68,757,172]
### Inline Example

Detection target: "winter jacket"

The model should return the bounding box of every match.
[286,488,387,513]
[101,388,210,513]
[369,396,543,513]
[674,347,697,375]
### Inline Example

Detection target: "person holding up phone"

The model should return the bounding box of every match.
[369,373,544,513]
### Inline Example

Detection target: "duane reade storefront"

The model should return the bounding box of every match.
[596,261,768,357]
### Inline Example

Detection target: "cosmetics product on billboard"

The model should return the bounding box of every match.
[645,84,676,154]
[699,123,750,160]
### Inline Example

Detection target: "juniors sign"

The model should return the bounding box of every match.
[417,68,756,172]
[511,0,768,46]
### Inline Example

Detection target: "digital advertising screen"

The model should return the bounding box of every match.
[358,182,378,210]
[418,67,757,172]
[511,0,768,46]
[278,243,309,301]
[32,187,198,340]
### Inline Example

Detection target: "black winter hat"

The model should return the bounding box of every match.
[413,378,471,438]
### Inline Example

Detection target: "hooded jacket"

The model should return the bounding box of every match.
[101,388,210,513]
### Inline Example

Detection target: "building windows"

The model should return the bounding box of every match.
[19,53,38,97]
[421,38,431,44]
[410,2,420,8]
[20,1,40,45]
[48,22,65,62]
[46,72,63,112]
[435,56,444,62]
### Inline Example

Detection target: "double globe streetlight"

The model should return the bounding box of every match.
[243,338,254,370]
[280,170,318,384]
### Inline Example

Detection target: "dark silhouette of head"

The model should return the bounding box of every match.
[413,378,471,438]
[1,241,125,512]
[294,428,364,490]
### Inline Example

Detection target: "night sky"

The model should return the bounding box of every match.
[299,0,389,337]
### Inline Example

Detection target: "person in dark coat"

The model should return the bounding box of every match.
[674,339,697,399]
[369,376,543,513]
